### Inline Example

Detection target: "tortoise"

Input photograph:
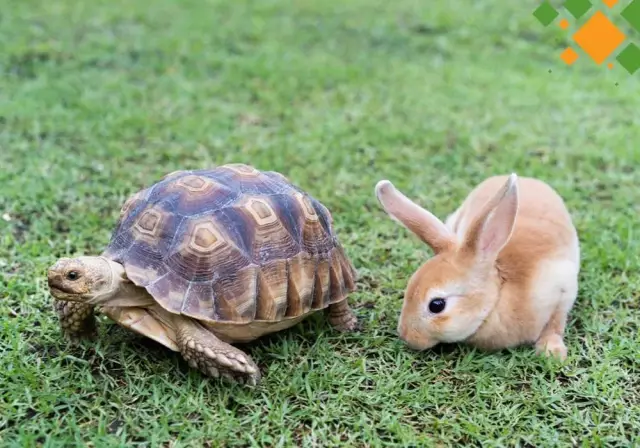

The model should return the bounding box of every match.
[47,163,358,385]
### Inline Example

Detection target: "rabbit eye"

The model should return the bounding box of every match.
[428,298,446,314]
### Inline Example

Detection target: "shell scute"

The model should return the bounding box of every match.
[208,164,288,196]
[212,265,259,322]
[266,193,305,248]
[146,271,190,314]
[311,257,331,310]
[166,215,250,283]
[181,282,216,321]
[104,202,182,277]
[151,173,239,216]
[254,260,289,320]
[285,252,316,317]
[328,248,347,304]
[233,195,300,264]
[295,193,334,256]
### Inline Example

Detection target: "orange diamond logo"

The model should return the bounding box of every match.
[561,47,579,65]
[572,11,626,64]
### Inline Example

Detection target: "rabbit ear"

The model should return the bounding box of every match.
[375,180,456,253]
[462,174,519,262]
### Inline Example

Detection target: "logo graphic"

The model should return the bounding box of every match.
[533,0,640,74]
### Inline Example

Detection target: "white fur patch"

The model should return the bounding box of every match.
[528,255,580,337]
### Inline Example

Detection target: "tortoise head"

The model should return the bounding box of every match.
[47,256,117,303]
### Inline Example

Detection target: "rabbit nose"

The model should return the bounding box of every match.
[397,323,420,348]
[397,322,408,339]
[397,321,435,351]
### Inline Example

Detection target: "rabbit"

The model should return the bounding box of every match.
[374,173,580,360]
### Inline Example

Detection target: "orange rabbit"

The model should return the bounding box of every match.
[375,174,580,360]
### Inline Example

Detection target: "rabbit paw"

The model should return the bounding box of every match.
[535,334,567,361]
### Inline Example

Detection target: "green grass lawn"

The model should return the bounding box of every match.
[1,0,639,445]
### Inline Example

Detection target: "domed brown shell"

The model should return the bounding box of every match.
[102,164,357,323]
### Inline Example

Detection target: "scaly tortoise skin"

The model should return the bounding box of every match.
[47,163,359,386]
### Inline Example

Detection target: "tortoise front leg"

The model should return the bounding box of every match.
[175,318,261,386]
[53,300,97,340]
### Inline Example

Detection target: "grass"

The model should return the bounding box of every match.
[1,0,639,445]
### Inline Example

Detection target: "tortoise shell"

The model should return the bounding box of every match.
[102,163,357,323]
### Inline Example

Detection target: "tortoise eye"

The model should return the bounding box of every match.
[66,271,79,281]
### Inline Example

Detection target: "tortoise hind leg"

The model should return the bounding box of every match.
[175,317,261,386]
[54,300,97,341]
[326,300,358,332]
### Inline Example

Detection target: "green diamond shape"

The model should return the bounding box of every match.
[621,0,640,34]
[564,0,592,19]
[533,1,559,26]
[616,42,640,75]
